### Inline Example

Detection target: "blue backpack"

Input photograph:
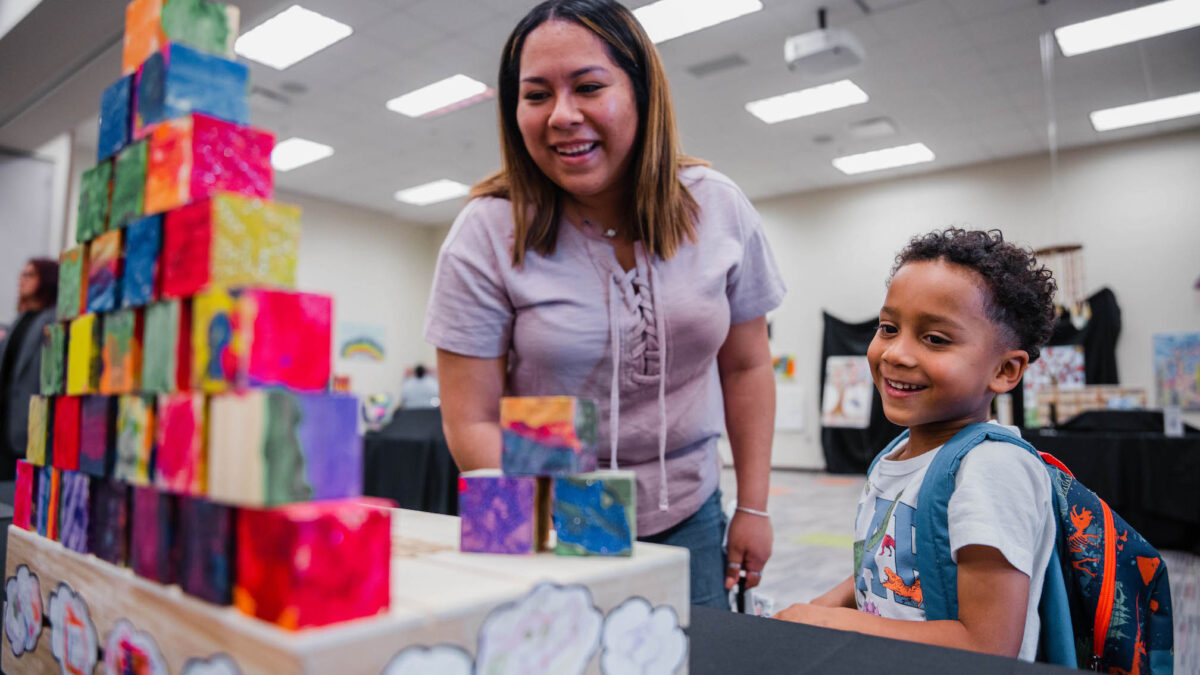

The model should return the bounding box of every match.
[867,423,1174,672]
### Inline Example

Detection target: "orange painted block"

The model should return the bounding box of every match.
[100,308,143,394]
[122,0,167,76]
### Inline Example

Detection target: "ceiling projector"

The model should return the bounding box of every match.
[784,27,865,80]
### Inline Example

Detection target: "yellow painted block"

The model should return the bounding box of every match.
[191,287,236,393]
[67,314,102,395]
[211,194,300,289]
[26,396,50,466]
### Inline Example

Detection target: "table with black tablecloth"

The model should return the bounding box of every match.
[362,408,459,515]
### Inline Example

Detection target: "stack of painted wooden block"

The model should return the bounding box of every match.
[12,0,390,632]
[459,396,639,556]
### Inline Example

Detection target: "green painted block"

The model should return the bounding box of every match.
[161,0,240,58]
[56,246,87,321]
[40,323,67,395]
[109,140,147,229]
[142,300,184,394]
[76,161,112,243]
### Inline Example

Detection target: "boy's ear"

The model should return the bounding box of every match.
[990,350,1030,395]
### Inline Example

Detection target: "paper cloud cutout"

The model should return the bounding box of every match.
[4,565,43,657]
[476,583,602,675]
[600,598,686,675]
[381,644,472,675]
[181,654,243,675]
[104,619,168,674]
[48,582,99,675]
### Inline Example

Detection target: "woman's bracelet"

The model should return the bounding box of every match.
[736,506,770,518]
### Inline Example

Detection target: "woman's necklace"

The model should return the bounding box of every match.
[583,218,618,238]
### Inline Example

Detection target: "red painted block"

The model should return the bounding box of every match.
[14,460,35,531]
[53,396,81,471]
[234,499,392,629]
[154,392,205,494]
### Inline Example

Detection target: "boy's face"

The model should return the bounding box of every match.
[867,260,1025,437]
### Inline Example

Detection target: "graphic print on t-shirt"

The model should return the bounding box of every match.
[854,485,924,615]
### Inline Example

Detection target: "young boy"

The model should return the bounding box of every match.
[777,228,1059,661]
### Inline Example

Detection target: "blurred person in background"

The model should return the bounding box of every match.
[400,364,440,409]
[0,258,58,480]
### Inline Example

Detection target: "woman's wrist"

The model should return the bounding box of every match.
[736,505,770,518]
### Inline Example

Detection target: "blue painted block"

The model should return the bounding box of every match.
[98,75,133,161]
[553,471,636,556]
[122,215,162,308]
[59,470,91,554]
[134,42,248,137]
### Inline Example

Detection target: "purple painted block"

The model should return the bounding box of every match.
[58,471,91,553]
[459,473,537,554]
[177,495,236,605]
[131,485,177,583]
[88,479,129,566]
[79,395,117,477]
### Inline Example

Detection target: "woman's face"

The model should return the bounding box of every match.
[18,263,38,301]
[516,20,639,205]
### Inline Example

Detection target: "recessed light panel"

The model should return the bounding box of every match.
[745,80,869,124]
[633,0,763,44]
[235,5,352,70]
[272,137,334,172]
[832,143,934,175]
[1054,0,1200,57]
[386,75,495,118]
[1090,91,1200,131]
[394,179,470,206]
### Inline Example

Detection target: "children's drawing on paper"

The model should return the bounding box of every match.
[181,654,242,675]
[1022,345,1085,400]
[104,619,168,675]
[381,644,473,675]
[821,356,873,428]
[1153,332,1200,410]
[48,582,99,675]
[476,583,602,675]
[600,597,686,675]
[338,322,386,362]
[4,565,43,657]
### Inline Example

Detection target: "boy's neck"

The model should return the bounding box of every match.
[899,413,992,460]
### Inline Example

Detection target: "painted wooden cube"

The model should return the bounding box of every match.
[89,478,129,566]
[235,499,392,629]
[120,214,162,308]
[109,140,147,228]
[56,246,88,321]
[58,470,91,554]
[208,390,361,506]
[141,299,190,393]
[26,395,51,466]
[553,471,637,557]
[79,395,117,478]
[40,322,66,395]
[133,42,248,139]
[36,466,61,540]
[52,396,81,471]
[66,313,102,395]
[101,308,143,394]
[86,229,121,314]
[98,75,132,161]
[160,193,299,299]
[130,485,177,583]
[191,288,331,393]
[124,0,240,74]
[177,495,236,605]
[76,162,112,243]
[500,397,599,476]
[154,392,205,495]
[144,114,270,214]
[14,460,35,531]
[114,395,155,485]
[459,471,545,555]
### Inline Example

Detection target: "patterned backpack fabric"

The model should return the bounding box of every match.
[870,423,1174,672]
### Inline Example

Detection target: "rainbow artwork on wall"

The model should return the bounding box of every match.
[337,322,385,362]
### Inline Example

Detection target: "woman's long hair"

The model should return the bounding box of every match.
[471,0,706,266]
[26,258,58,310]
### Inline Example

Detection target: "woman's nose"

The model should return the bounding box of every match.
[549,94,583,128]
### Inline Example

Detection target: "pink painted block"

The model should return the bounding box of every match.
[154,392,205,495]
[14,460,34,531]
[144,113,273,214]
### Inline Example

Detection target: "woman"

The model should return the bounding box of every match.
[0,258,58,480]
[424,0,785,608]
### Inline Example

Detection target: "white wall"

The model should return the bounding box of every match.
[755,129,1200,469]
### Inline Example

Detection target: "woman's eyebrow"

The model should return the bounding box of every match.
[521,65,609,84]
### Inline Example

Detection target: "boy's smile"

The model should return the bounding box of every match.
[867,259,1027,455]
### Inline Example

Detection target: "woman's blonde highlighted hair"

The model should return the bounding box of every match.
[471,0,707,266]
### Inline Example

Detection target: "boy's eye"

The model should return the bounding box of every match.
[924,334,950,345]
[876,323,897,335]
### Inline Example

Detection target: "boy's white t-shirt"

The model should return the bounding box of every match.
[852,423,1056,662]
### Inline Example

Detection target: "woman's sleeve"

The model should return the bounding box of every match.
[726,188,787,324]
[423,201,514,358]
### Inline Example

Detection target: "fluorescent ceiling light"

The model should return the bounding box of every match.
[235,5,352,70]
[745,80,868,124]
[394,179,470,206]
[1054,0,1200,57]
[271,137,334,172]
[1090,90,1200,131]
[386,75,494,118]
[633,0,763,44]
[833,143,935,175]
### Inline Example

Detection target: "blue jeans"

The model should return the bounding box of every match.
[639,490,728,609]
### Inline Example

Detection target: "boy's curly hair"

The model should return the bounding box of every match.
[891,228,1057,362]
